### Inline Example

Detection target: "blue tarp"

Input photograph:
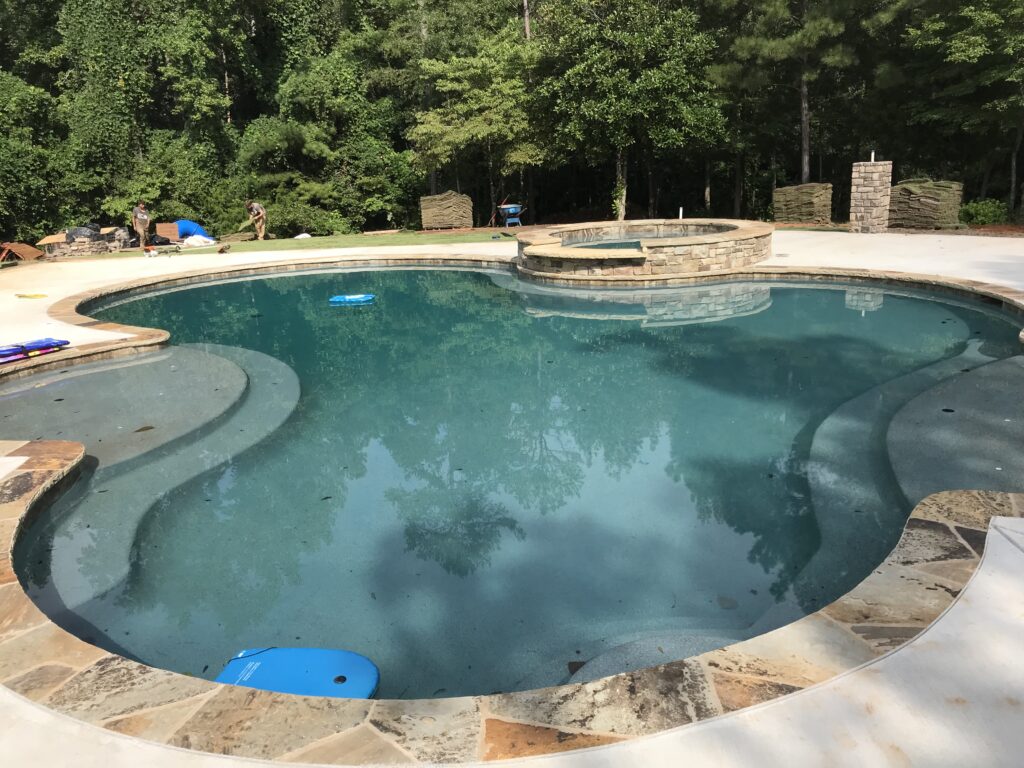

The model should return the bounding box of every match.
[175,219,211,239]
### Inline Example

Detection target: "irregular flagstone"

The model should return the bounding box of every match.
[0,549,15,585]
[698,613,876,688]
[482,718,624,760]
[370,696,481,763]
[912,490,1018,529]
[281,724,415,765]
[0,583,49,641]
[0,621,105,680]
[169,685,370,759]
[954,525,988,557]
[2,663,78,701]
[709,672,802,713]
[847,625,922,653]
[487,659,719,737]
[913,558,978,585]
[0,471,54,512]
[887,518,974,566]
[0,440,28,456]
[102,694,213,742]
[822,564,959,626]
[44,655,214,724]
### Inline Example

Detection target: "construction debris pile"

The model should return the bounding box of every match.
[420,191,473,230]
[37,226,131,257]
[772,183,833,225]
[888,179,963,229]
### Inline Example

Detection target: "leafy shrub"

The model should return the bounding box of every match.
[266,196,351,237]
[960,199,1009,226]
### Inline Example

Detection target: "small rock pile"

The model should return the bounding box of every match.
[772,183,833,225]
[888,179,963,229]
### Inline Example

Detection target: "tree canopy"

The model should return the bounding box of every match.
[1,0,1022,240]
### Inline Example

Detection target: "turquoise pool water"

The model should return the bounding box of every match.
[578,240,642,249]
[11,270,1022,698]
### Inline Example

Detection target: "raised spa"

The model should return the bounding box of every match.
[10,269,1023,699]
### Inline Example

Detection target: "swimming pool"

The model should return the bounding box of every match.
[10,269,1023,699]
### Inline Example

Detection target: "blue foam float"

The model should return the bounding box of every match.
[0,338,70,363]
[215,647,380,699]
[329,294,375,306]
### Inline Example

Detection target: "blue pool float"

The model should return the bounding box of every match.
[214,647,380,699]
[329,294,375,306]
[0,338,70,363]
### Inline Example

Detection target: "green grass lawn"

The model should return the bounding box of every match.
[188,229,508,255]
[71,229,512,259]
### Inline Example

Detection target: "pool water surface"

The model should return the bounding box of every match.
[11,270,1023,698]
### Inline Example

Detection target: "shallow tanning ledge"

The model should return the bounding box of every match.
[516,218,774,285]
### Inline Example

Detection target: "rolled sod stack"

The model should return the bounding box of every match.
[772,183,833,226]
[888,179,964,229]
[419,190,474,230]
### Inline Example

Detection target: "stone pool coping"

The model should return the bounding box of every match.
[1,251,1024,763]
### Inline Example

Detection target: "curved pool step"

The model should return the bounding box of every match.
[32,344,300,613]
[888,355,1024,503]
[753,340,996,632]
[0,346,248,469]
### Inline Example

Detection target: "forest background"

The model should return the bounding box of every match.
[1,0,1022,241]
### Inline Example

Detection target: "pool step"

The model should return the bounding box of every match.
[28,344,300,613]
[887,354,1024,502]
[753,340,996,633]
[0,346,248,469]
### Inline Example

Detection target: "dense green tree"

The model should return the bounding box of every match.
[902,0,1024,210]
[409,23,543,218]
[537,0,723,219]
[2,0,1024,240]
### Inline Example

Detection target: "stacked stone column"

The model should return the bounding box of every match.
[849,161,893,233]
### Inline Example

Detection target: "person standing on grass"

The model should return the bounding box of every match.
[245,200,267,240]
[131,201,151,252]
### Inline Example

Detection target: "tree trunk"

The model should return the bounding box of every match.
[526,169,535,224]
[980,162,991,199]
[704,157,712,212]
[221,47,232,125]
[487,149,497,226]
[1011,120,1024,213]
[418,0,435,195]
[523,0,531,40]
[417,0,428,43]
[800,69,810,184]
[733,152,743,218]
[647,154,657,218]
[614,149,628,221]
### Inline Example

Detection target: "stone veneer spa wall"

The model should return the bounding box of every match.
[516,219,773,284]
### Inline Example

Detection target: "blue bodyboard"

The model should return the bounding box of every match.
[214,647,379,699]
[329,294,375,306]
[1,338,70,358]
